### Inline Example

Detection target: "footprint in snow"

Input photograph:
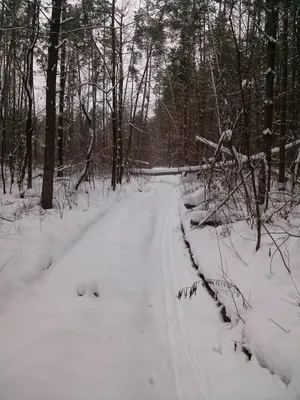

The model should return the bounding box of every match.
[212,343,222,354]
[148,373,155,386]
[77,278,100,298]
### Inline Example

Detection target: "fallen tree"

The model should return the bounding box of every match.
[196,135,300,164]
[129,165,203,176]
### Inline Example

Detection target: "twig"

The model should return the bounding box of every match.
[198,171,251,227]
[269,318,290,334]
[0,215,14,222]
[269,236,289,275]
[262,222,291,273]
[0,255,14,272]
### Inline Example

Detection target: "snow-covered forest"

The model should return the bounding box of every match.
[0,0,300,398]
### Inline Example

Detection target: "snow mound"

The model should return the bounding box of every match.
[183,187,205,208]
[181,197,300,396]
[0,178,140,308]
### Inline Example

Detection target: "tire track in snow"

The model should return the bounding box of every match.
[167,222,215,400]
[160,190,183,400]
[160,188,214,400]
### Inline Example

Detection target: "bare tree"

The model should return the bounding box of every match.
[25,0,40,189]
[111,0,117,190]
[278,0,288,189]
[41,0,63,209]
[258,0,278,206]
[57,0,67,178]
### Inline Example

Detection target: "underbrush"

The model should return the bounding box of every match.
[179,172,300,396]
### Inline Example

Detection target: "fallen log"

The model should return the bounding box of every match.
[129,166,203,176]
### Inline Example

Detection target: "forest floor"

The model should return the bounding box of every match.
[0,176,298,399]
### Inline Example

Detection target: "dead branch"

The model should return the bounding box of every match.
[269,318,290,333]
[74,102,95,191]
[262,222,291,273]
[196,135,300,164]
[198,171,252,227]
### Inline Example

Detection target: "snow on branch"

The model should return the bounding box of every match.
[196,135,248,163]
[265,67,275,76]
[262,128,272,135]
[60,17,75,25]
[55,38,67,50]
[271,138,300,154]
[198,171,252,227]
[253,21,278,44]
[130,159,150,166]
[220,129,233,143]
[130,137,300,177]
[196,135,300,163]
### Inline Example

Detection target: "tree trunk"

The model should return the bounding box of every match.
[258,0,278,206]
[110,0,117,190]
[25,0,39,189]
[183,84,188,165]
[117,15,124,184]
[41,0,62,209]
[0,109,6,195]
[278,0,288,189]
[102,25,106,157]
[126,47,153,164]
[74,103,95,191]
[57,4,66,178]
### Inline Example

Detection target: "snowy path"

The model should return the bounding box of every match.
[0,179,291,400]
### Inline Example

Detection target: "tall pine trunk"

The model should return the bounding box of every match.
[41,0,62,209]
[57,2,66,178]
[110,0,117,190]
[25,0,39,189]
[278,0,288,189]
[117,16,124,184]
[258,0,278,206]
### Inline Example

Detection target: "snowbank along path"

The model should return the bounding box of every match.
[0,177,292,400]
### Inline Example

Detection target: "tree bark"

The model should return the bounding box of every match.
[41,0,62,209]
[110,0,117,190]
[25,0,39,189]
[258,0,278,206]
[74,103,95,191]
[57,0,66,178]
[117,15,124,184]
[278,0,288,189]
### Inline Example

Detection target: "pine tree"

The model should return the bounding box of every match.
[41,0,63,209]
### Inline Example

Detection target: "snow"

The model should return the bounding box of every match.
[220,129,233,143]
[196,135,300,167]
[0,178,141,307]
[60,17,75,25]
[55,38,67,50]
[181,181,300,398]
[0,176,299,399]
[263,128,272,135]
[183,186,206,207]
[264,99,274,105]
[265,67,275,75]
[130,166,202,175]
[130,159,150,166]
